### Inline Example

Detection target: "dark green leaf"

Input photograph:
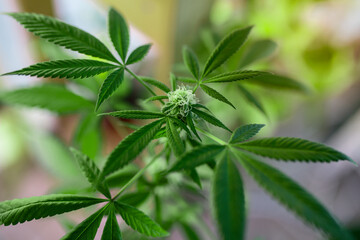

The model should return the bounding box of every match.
[182,46,200,79]
[200,84,235,109]
[249,74,309,92]
[203,70,266,83]
[170,73,177,91]
[229,124,265,144]
[237,84,266,115]
[238,39,277,68]
[126,44,151,65]
[101,206,122,240]
[191,108,231,132]
[166,118,185,157]
[141,77,170,93]
[96,68,124,110]
[101,110,165,119]
[169,117,192,137]
[118,191,150,207]
[109,8,129,62]
[187,169,202,188]
[186,114,201,141]
[180,222,201,240]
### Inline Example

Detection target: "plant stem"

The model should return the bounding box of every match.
[196,127,227,145]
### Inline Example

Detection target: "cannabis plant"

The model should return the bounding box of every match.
[0,8,356,240]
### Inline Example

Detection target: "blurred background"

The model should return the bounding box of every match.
[0,0,360,239]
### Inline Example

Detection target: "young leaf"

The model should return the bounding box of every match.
[141,77,170,93]
[249,74,309,92]
[126,44,152,65]
[202,27,252,77]
[0,194,106,226]
[61,204,109,240]
[2,59,119,79]
[0,84,93,114]
[166,118,185,157]
[102,119,164,176]
[101,110,165,119]
[238,39,277,68]
[235,151,353,240]
[96,68,124,110]
[186,114,201,141]
[237,84,266,115]
[109,8,129,62]
[168,117,192,137]
[235,137,355,163]
[200,84,235,109]
[170,73,177,91]
[144,95,168,103]
[203,70,266,83]
[117,191,150,207]
[176,77,197,84]
[169,145,225,172]
[182,46,200,79]
[191,108,231,132]
[101,206,122,240]
[114,202,168,237]
[229,124,265,144]
[7,13,117,62]
[213,153,245,240]
[70,148,111,198]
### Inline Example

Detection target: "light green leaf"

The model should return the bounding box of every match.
[168,117,192,137]
[170,73,177,91]
[238,39,277,68]
[202,27,252,77]
[141,77,170,93]
[176,77,197,83]
[249,74,309,92]
[191,108,231,132]
[166,118,185,157]
[117,191,150,207]
[102,119,164,176]
[144,95,168,103]
[96,68,124,110]
[229,124,265,144]
[213,152,245,240]
[237,84,266,115]
[115,202,168,237]
[0,194,106,226]
[101,110,165,119]
[203,70,266,83]
[126,44,151,65]
[109,8,129,62]
[182,46,200,79]
[101,206,122,240]
[200,84,235,109]
[7,13,117,62]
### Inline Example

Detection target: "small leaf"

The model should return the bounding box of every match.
[96,68,124,110]
[141,77,170,93]
[237,84,266,115]
[200,84,235,109]
[144,95,168,103]
[117,191,150,207]
[187,169,202,189]
[0,194,106,226]
[238,39,277,68]
[101,206,122,240]
[101,110,165,119]
[249,74,309,92]
[235,137,355,164]
[213,152,245,240]
[182,46,200,79]
[203,70,266,83]
[202,27,252,77]
[126,44,151,65]
[168,117,192,137]
[176,77,197,83]
[109,8,129,62]
[115,202,168,237]
[170,73,177,91]
[186,114,201,141]
[180,222,201,240]
[229,124,265,144]
[166,118,185,157]
[191,108,231,132]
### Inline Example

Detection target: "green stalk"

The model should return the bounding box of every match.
[196,127,227,145]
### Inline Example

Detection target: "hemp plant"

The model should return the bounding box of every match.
[0,8,356,240]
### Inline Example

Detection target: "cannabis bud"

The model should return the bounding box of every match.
[162,86,198,118]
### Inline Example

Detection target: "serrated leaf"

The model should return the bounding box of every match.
[169,145,225,172]
[200,84,235,109]
[237,84,266,115]
[191,108,231,132]
[234,151,353,240]
[203,70,266,83]
[0,84,93,114]
[169,117,192,137]
[117,191,150,207]
[109,8,129,62]
[61,204,109,240]
[126,44,151,65]
[238,39,277,68]
[96,68,124,110]
[186,114,201,141]
[101,110,165,119]
[144,95,168,103]
[7,13,117,62]
[249,74,309,92]
[141,77,170,93]
[102,119,164,176]
[0,194,106,226]
[70,148,111,198]
[202,27,252,77]
[213,152,245,240]
[115,202,168,237]
[235,137,354,163]
[101,206,122,240]
[182,46,200,79]
[229,124,265,144]
[166,118,185,157]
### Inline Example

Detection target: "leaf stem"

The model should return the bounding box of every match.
[196,127,227,145]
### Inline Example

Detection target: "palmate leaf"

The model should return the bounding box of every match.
[117,191,150,207]
[169,117,192,137]
[213,152,245,240]
[61,204,109,240]
[166,118,185,157]
[229,124,265,144]
[0,194,106,226]
[234,151,353,240]
[126,44,152,65]
[70,148,111,198]
[7,13,117,62]
[0,84,93,113]
[237,84,266,115]
[235,137,355,164]
[202,26,252,77]
[2,59,119,79]
[101,110,165,119]
[191,108,231,132]
[141,77,170,93]
[96,68,124,110]
[102,119,164,176]
[249,74,308,92]
[186,113,201,141]
[101,206,122,240]
[238,39,277,68]
[200,84,235,109]
[109,8,129,62]
[182,46,200,79]
[115,202,168,237]
[203,70,266,83]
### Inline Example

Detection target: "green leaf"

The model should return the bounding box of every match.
[182,46,200,79]
[126,44,151,65]
[202,27,252,77]
[191,108,231,132]
[169,117,192,137]
[203,70,266,83]
[213,152,245,240]
[235,137,355,164]
[200,84,235,109]
[144,95,168,103]
[187,169,202,189]
[117,191,150,207]
[141,77,170,93]
[186,114,201,141]
[109,8,129,62]
[229,124,265,144]
[176,77,197,83]
[7,13,117,62]
[235,151,353,240]
[180,222,201,240]
[0,194,106,226]
[2,59,118,79]
[170,73,177,91]
[61,204,109,240]
[0,84,93,114]
[169,145,225,172]
[237,84,266,115]
[70,148,111,198]
[102,119,164,176]
[166,118,185,157]
[101,110,165,119]
[96,68,124,110]
[249,74,309,92]
[238,39,277,68]
[115,202,168,237]
[101,206,122,240]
